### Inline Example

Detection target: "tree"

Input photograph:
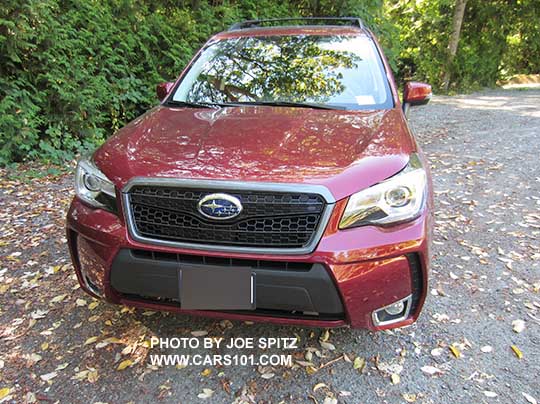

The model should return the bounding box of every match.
[442,0,468,92]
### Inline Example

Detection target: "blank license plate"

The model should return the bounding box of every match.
[180,265,255,310]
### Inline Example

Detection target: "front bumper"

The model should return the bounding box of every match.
[66,196,431,330]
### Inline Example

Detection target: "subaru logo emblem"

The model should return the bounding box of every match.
[198,193,243,220]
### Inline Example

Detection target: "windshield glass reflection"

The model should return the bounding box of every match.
[172,35,393,110]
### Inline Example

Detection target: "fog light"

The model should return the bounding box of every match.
[385,301,405,316]
[372,295,412,327]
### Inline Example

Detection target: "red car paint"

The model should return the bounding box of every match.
[404,82,433,105]
[93,108,413,200]
[66,22,432,330]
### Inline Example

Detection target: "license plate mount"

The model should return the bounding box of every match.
[180,265,255,310]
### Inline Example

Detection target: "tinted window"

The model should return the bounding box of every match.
[172,35,393,110]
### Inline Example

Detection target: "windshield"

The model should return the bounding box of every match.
[171,35,393,110]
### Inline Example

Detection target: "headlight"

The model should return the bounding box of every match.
[75,157,117,212]
[339,154,427,229]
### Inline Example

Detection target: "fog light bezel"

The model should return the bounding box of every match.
[70,231,104,299]
[372,295,412,327]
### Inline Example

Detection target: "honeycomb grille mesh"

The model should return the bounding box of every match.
[127,186,326,248]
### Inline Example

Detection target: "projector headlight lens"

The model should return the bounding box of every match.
[339,154,427,229]
[75,157,117,212]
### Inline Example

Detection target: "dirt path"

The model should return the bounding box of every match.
[1,89,539,404]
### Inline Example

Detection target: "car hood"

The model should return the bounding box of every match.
[94,105,415,201]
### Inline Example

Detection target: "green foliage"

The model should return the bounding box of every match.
[386,0,540,91]
[0,0,538,164]
[499,0,540,77]
[0,0,309,165]
[385,0,453,87]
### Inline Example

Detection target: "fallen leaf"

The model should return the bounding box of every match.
[261,372,274,379]
[449,345,461,358]
[305,350,313,362]
[484,391,497,398]
[142,311,156,316]
[76,298,87,306]
[40,371,58,382]
[320,329,330,342]
[402,393,417,403]
[391,373,400,384]
[198,388,214,399]
[219,320,233,329]
[421,365,443,376]
[50,294,67,304]
[220,379,231,394]
[24,353,42,366]
[84,336,99,346]
[313,383,327,392]
[25,392,36,403]
[320,341,335,351]
[117,359,133,371]
[511,345,523,359]
[88,301,99,310]
[353,357,366,372]
[306,366,318,375]
[95,337,122,349]
[322,397,337,404]
[481,345,493,353]
[200,368,212,377]
[73,370,89,381]
[0,388,10,400]
[522,392,538,404]
[30,309,48,320]
[191,330,208,337]
[87,369,99,383]
[512,319,526,333]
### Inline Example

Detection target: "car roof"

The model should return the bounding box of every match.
[213,25,370,40]
[212,18,371,40]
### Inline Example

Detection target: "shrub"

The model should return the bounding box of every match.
[1,0,538,165]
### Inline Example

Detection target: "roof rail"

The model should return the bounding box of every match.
[228,17,365,31]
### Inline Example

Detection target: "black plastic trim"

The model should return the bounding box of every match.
[406,253,424,315]
[110,249,344,315]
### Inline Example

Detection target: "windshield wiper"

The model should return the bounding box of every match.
[164,100,220,109]
[222,101,346,110]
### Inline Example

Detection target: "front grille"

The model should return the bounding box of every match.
[126,185,327,248]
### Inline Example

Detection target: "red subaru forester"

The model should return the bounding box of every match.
[66,17,433,330]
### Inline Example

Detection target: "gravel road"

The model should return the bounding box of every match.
[1,88,539,404]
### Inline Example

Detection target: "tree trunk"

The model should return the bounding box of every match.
[442,0,468,92]
[311,0,320,15]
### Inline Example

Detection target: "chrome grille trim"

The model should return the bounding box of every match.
[122,178,336,255]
